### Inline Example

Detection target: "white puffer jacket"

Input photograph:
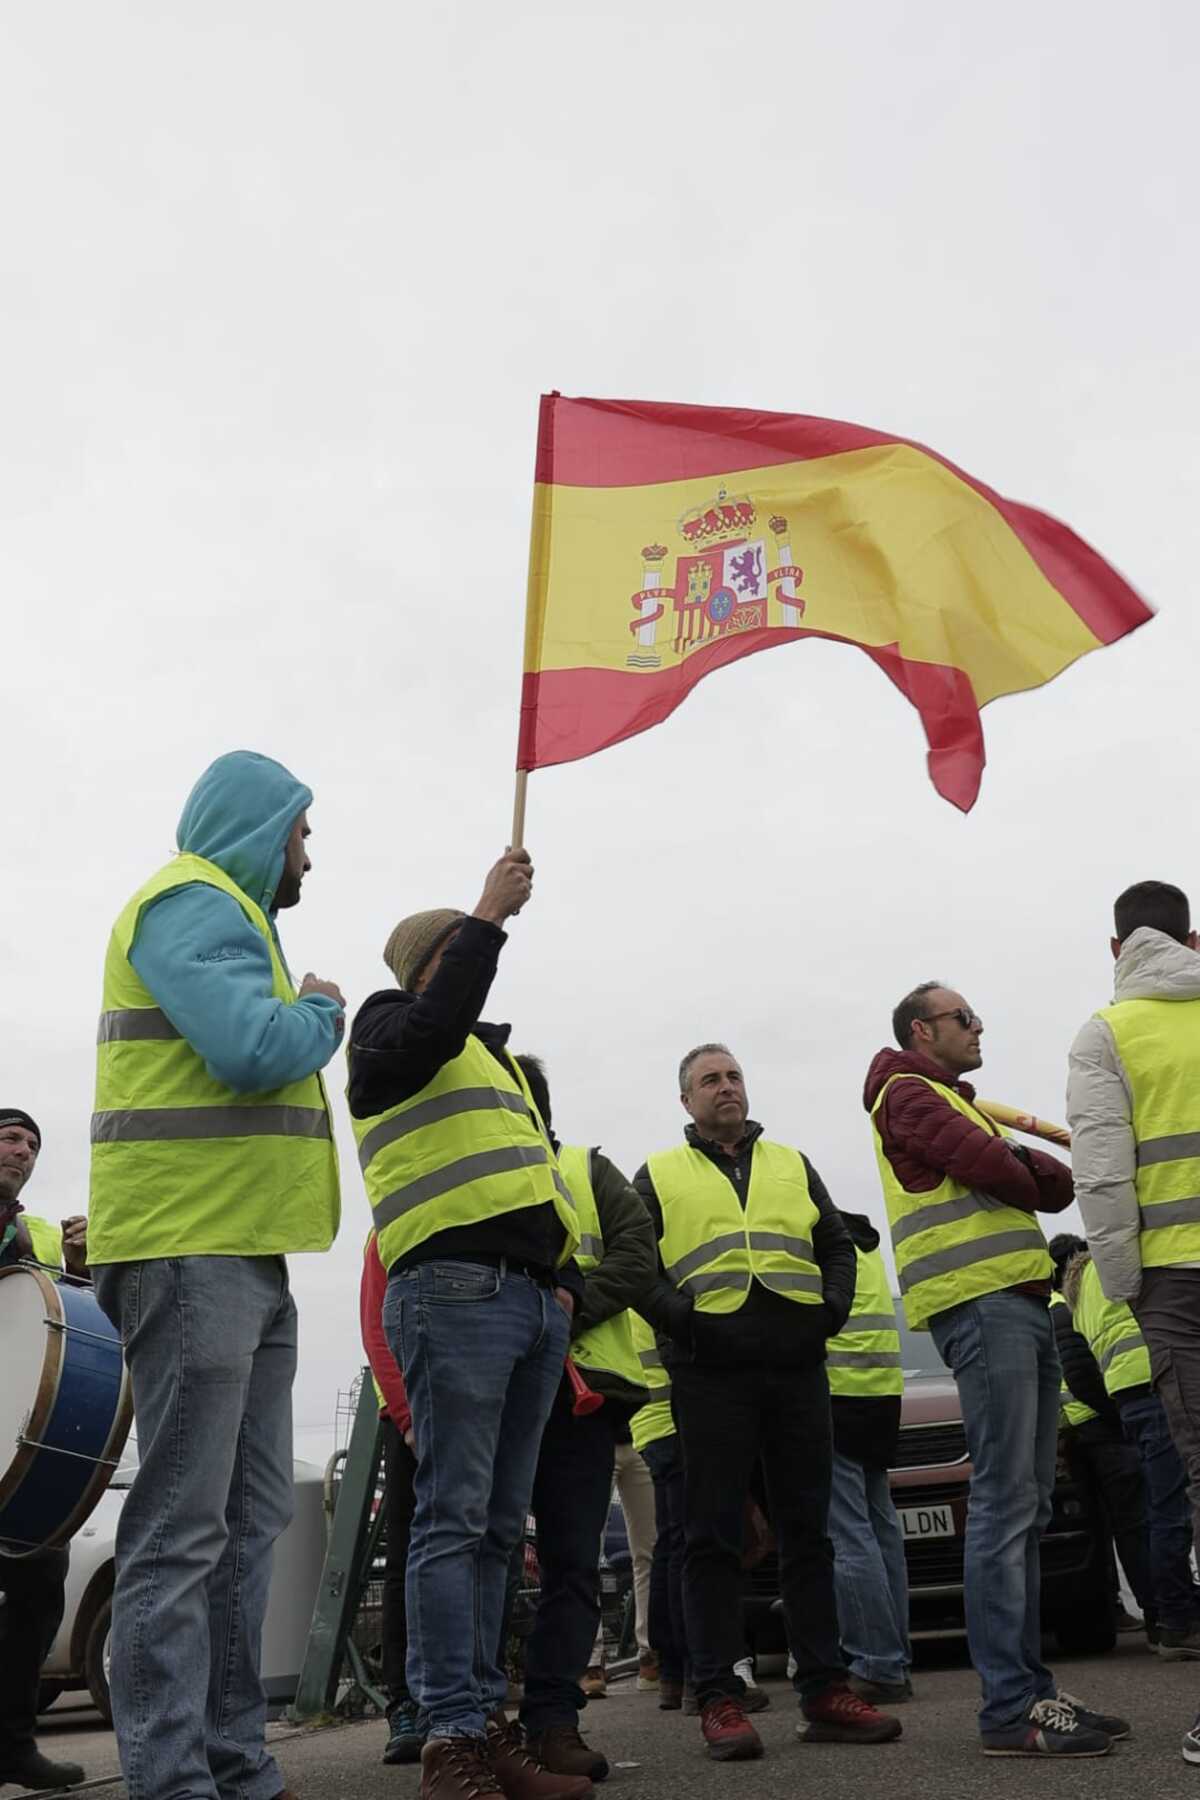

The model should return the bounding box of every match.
[1067,927,1200,1303]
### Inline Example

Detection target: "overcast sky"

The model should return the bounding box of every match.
[3,2,1197,1459]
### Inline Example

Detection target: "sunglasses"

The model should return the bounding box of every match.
[922,1008,982,1031]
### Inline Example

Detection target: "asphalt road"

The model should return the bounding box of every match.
[28,1637,1200,1800]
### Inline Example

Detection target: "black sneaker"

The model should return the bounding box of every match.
[0,1750,86,1790]
[383,1697,425,1764]
[981,1697,1112,1757]
[1158,1626,1200,1661]
[1056,1690,1130,1741]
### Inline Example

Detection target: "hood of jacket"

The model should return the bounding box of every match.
[863,1046,977,1113]
[1062,1247,1092,1311]
[1113,927,1200,1004]
[176,751,312,916]
[840,1209,881,1252]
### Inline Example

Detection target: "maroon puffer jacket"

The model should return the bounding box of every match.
[863,1047,1073,1213]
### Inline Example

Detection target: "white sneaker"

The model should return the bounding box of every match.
[733,1657,759,1690]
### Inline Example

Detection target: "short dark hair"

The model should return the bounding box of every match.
[679,1042,734,1094]
[514,1053,551,1133]
[892,981,945,1048]
[1113,880,1191,946]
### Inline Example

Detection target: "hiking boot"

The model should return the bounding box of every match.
[636,1653,660,1691]
[797,1683,902,1744]
[700,1696,764,1761]
[523,1724,607,1785]
[980,1697,1112,1757]
[579,1666,606,1699]
[682,1683,700,1716]
[487,1717,595,1799]
[420,1737,502,1800]
[0,1751,86,1790]
[733,1657,770,1712]
[1055,1690,1130,1741]
[1158,1625,1200,1660]
[1183,1710,1200,1764]
[384,1698,425,1765]
[658,1679,683,1711]
[847,1675,910,1706]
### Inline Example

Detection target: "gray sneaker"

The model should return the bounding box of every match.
[1183,1711,1200,1764]
[1158,1626,1200,1661]
[981,1698,1112,1757]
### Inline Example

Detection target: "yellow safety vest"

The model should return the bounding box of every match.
[1100,997,1200,1268]
[1072,1257,1152,1397]
[89,854,340,1262]
[871,1075,1051,1330]
[826,1243,903,1398]
[1051,1293,1098,1429]
[23,1215,64,1270]
[650,1139,823,1313]
[354,1034,579,1274]
[556,1145,644,1390]
[630,1311,674,1453]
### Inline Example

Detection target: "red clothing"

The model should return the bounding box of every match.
[863,1047,1073,1214]
[359,1234,412,1434]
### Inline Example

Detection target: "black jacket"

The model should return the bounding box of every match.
[1052,1291,1120,1429]
[634,1122,856,1371]
[830,1211,902,1469]
[347,916,582,1300]
[566,1144,658,1408]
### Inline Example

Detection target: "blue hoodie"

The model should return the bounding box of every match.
[130,751,344,1095]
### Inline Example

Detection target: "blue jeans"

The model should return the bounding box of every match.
[384,1261,569,1739]
[828,1451,911,1686]
[1118,1391,1198,1630]
[93,1257,296,1800]
[930,1291,1059,1733]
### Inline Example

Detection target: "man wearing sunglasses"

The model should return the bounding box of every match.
[864,985,1129,1759]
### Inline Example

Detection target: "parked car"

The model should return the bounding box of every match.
[744,1313,1115,1657]
[38,1458,328,1720]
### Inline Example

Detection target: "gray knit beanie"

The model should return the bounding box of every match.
[383,909,466,989]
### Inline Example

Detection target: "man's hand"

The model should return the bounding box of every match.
[61,1215,88,1278]
[554,1285,575,1321]
[403,1427,416,1451]
[473,849,534,925]
[299,973,347,1009]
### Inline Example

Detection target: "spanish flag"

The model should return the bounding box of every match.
[518,394,1152,811]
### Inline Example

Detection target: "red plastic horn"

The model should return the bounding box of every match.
[565,1357,604,1416]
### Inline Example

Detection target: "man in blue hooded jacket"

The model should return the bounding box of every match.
[90,751,344,1800]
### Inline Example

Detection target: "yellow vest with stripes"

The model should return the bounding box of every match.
[630,1311,674,1453]
[1073,1258,1152,1397]
[1050,1294,1098,1429]
[1100,996,1200,1269]
[556,1145,643,1390]
[89,854,339,1262]
[871,1075,1051,1330]
[650,1139,823,1313]
[354,1035,579,1273]
[826,1243,903,1397]
[24,1215,64,1270]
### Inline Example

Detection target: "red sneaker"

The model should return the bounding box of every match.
[797,1683,902,1744]
[700,1697,764,1761]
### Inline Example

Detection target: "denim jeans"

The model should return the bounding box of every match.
[642,1434,686,1683]
[929,1290,1059,1733]
[384,1261,569,1739]
[827,1450,911,1686]
[1063,1416,1153,1620]
[1118,1392,1198,1630]
[93,1257,296,1800]
[380,1418,418,1701]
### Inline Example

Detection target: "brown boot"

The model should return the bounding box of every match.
[486,1715,595,1800]
[420,1736,502,1800]
[525,1724,608,1784]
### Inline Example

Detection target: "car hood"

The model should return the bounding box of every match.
[900,1374,962,1425]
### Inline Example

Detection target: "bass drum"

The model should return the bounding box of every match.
[0,1264,132,1556]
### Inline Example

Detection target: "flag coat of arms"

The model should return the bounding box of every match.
[518,394,1152,810]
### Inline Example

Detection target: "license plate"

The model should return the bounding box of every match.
[898,1502,956,1540]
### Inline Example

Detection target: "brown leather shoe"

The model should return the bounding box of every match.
[420,1736,502,1800]
[525,1723,608,1784]
[486,1715,594,1800]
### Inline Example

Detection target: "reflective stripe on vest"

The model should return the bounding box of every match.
[650,1140,823,1313]
[1100,998,1200,1269]
[88,853,340,1263]
[557,1144,644,1392]
[1072,1258,1152,1396]
[871,1074,1051,1331]
[826,1244,903,1397]
[630,1311,674,1453]
[354,1035,579,1273]
[1050,1294,1098,1429]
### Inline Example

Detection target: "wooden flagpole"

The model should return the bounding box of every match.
[510,769,529,853]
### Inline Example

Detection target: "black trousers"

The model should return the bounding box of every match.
[0,1548,68,1767]
[519,1379,620,1733]
[672,1360,843,1704]
[642,1433,687,1682]
[380,1418,418,1702]
[1065,1416,1153,1621]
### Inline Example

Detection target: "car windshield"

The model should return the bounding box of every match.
[895,1306,950,1378]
